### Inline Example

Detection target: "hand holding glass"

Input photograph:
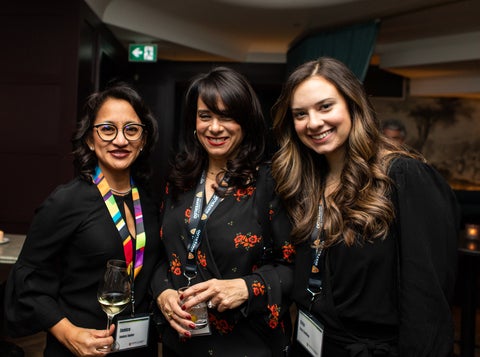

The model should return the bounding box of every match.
[97,259,131,352]
[178,286,208,329]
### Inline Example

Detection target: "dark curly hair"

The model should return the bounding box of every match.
[72,82,158,186]
[168,67,267,196]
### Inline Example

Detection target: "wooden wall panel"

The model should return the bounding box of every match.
[0,0,128,233]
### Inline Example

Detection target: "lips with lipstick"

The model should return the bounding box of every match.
[109,149,131,158]
[207,136,229,146]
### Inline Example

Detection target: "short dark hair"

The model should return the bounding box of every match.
[381,118,406,138]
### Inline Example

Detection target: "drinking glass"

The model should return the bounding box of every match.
[97,259,131,352]
[178,286,208,329]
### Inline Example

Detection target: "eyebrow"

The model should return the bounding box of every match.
[291,97,334,110]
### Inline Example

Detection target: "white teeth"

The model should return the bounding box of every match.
[312,129,332,140]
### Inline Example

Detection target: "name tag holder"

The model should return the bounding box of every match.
[116,314,150,351]
[296,309,324,357]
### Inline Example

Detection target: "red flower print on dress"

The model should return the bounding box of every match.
[252,281,265,296]
[209,313,234,334]
[268,208,274,221]
[184,208,191,224]
[282,242,295,263]
[233,186,255,201]
[267,304,281,329]
[170,253,182,276]
[197,249,207,267]
[234,232,262,250]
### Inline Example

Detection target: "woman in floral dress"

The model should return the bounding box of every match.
[152,67,295,356]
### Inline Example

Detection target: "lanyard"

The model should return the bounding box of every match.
[307,194,327,310]
[184,171,227,285]
[93,166,146,315]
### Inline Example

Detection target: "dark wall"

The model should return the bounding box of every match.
[0,0,285,233]
[0,0,129,233]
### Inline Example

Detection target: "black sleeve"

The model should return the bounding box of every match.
[390,157,460,356]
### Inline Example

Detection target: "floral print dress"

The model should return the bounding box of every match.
[155,166,295,356]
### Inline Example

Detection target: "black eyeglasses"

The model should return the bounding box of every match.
[93,123,146,142]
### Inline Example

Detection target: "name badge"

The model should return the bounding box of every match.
[296,309,324,357]
[116,314,150,351]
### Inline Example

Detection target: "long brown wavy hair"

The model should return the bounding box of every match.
[272,57,422,246]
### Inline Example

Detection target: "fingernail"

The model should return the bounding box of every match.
[181,305,186,311]
[179,294,184,300]
[184,331,191,337]
[189,323,196,329]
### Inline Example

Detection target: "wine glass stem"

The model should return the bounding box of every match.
[106,314,113,336]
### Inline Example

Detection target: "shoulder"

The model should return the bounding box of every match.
[387,156,455,199]
[38,177,99,213]
[49,177,98,201]
[255,163,275,189]
[387,156,438,182]
[256,162,273,180]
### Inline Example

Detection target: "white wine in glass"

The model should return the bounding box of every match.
[97,259,131,352]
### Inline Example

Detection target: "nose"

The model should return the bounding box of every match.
[306,111,324,130]
[209,118,223,133]
[112,128,129,145]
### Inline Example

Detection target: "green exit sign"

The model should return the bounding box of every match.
[129,44,158,62]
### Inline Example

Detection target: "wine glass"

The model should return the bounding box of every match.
[97,259,131,352]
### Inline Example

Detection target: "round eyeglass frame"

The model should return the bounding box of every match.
[93,123,146,142]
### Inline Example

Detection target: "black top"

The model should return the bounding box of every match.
[4,177,162,357]
[152,165,295,356]
[292,157,460,357]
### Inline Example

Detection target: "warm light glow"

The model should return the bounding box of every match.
[466,224,480,239]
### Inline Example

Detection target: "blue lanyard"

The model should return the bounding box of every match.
[307,194,327,309]
[184,171,228,284]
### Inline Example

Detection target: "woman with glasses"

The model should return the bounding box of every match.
[4,83,163,356]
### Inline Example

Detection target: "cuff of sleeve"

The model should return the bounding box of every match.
[241,275,268,317]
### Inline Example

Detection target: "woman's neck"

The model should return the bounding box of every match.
[207,159,227,177]
[324,150,345,195]
[100,167,131,193]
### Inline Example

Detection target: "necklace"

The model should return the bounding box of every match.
[111,187,132,195]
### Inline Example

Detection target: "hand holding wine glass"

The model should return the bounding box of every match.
[97,259,131,352]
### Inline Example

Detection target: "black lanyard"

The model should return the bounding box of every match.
[184,171,228,284]
[307,193,327,310]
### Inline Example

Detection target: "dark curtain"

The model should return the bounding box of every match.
[286,20,379,81]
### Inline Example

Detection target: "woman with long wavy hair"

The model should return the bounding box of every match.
[272,57,459,356]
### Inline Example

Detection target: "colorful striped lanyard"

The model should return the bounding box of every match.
[93,166,145,280]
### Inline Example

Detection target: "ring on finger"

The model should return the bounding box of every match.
[166,310,173,319]
[207,300,216,309]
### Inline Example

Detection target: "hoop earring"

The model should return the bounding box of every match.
[194,130,197,138]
